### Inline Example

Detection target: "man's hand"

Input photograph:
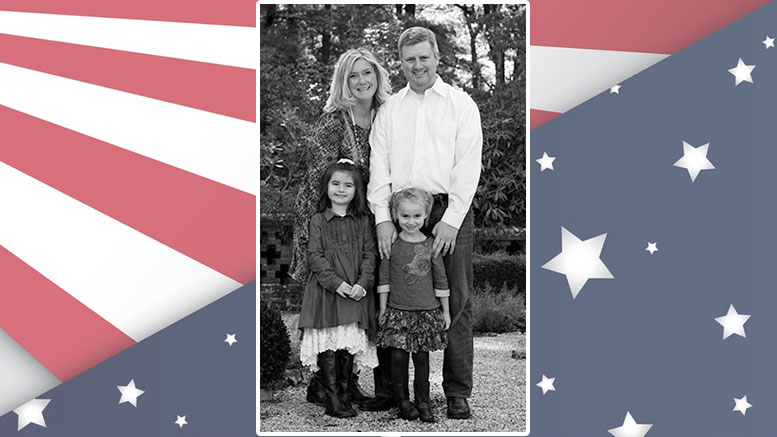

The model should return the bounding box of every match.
[350,284,366,301]
[335,282,352,298]
[432,221,459,257]
[376,221,398,260]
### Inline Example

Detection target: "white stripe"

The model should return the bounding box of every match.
[0,329,60,417]
[0,62,256,195]
[0,162,242,342]
[0,11,256,69]
[530,45,668,113]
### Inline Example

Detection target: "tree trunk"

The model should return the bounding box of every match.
[320,5,331,64]
[261,4,277,28]
[405,4,416,16]
[465,20,480,90]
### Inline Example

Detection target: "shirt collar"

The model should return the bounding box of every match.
[323,208,354,221]
[401,75,448,99]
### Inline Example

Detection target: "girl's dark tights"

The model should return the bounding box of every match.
[390,348,430,385]
[412,351,429,384]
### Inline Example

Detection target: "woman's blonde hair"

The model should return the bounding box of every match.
[324,48,392,113]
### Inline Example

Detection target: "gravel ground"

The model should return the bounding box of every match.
[260,318,526,433]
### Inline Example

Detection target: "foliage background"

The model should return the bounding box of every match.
[259,4,526,228]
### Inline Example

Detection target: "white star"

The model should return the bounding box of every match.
[117,379,145,407]
[175,415,188,428]
[673,141,715,182]
[733,395,752,415]
[225,333,238,346]
[715,305,750,340]
[542,227,614,299]
[536,374,556,395]
[645,242,658,254]
[536,152,556,171]
[610,84,621,94]
[608,411,653,437]
[728,58,755,85]
[763,36,775,49]
[13,398,50,431]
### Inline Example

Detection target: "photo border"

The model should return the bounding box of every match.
[256,2,530,434]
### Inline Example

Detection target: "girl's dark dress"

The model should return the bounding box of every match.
[297,210,379,372]
[290,110,372,283]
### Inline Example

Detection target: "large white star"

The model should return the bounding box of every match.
[225,333,238,346]
[175,415,188,428]
[608,411,653,437]
[673,141,715,182]
[645,242,658,255]
[733,395,752,415]
[714,305,750,340]
[728,58,755,85]
[536,152,556,171]
[763,36,775,49]
[542,227,613,299]
[610,84,621,94]
[117,379,145,407]
[536,374,556,395]
[13,398,50,431]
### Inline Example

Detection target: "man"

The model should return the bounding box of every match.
[365,26,482,420]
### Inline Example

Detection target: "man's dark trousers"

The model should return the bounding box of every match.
[427,200,474,399]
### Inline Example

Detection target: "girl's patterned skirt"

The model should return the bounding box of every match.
[375,306,448,352]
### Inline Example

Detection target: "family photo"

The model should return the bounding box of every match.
[259,4,526,432]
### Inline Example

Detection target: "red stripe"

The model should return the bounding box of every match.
[0,106,256,284]
[530,0,770,54]
[0,0,255,27]
[0,246,136,381]
[530,109,561,130]
[0,34,255,122]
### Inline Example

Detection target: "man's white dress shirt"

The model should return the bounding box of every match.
[367,76,483,229]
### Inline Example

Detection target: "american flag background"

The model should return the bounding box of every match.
[0,0,256,434]
[530,0,776,436]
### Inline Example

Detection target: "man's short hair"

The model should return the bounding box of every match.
[397,27,439,58]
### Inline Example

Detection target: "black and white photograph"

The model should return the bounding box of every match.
[259,3,527,432]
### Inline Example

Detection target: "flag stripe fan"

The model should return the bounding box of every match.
[0,34,255,122]
[0,107,255,284]
[0,62,256,195]
[0,247,135,381]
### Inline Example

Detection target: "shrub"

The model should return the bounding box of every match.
[260,304,292,387]
[473,251,525,290]
[472,285,525,333]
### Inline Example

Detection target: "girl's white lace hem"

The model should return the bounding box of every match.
[299,323,378,372]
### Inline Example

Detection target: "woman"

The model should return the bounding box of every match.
[290,47,392,406]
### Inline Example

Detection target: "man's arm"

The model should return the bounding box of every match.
[368,106,398,258]
[442,96,483,229]
[432,96,482,257]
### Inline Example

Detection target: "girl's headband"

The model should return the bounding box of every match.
[337,158,356,165]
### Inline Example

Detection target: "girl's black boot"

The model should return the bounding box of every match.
[335,350,358,416]
[414,380,436,422]
[318,351,356,418]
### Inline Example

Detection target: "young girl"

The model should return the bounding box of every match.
[298,160,379,418]
[375,188,451,422]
